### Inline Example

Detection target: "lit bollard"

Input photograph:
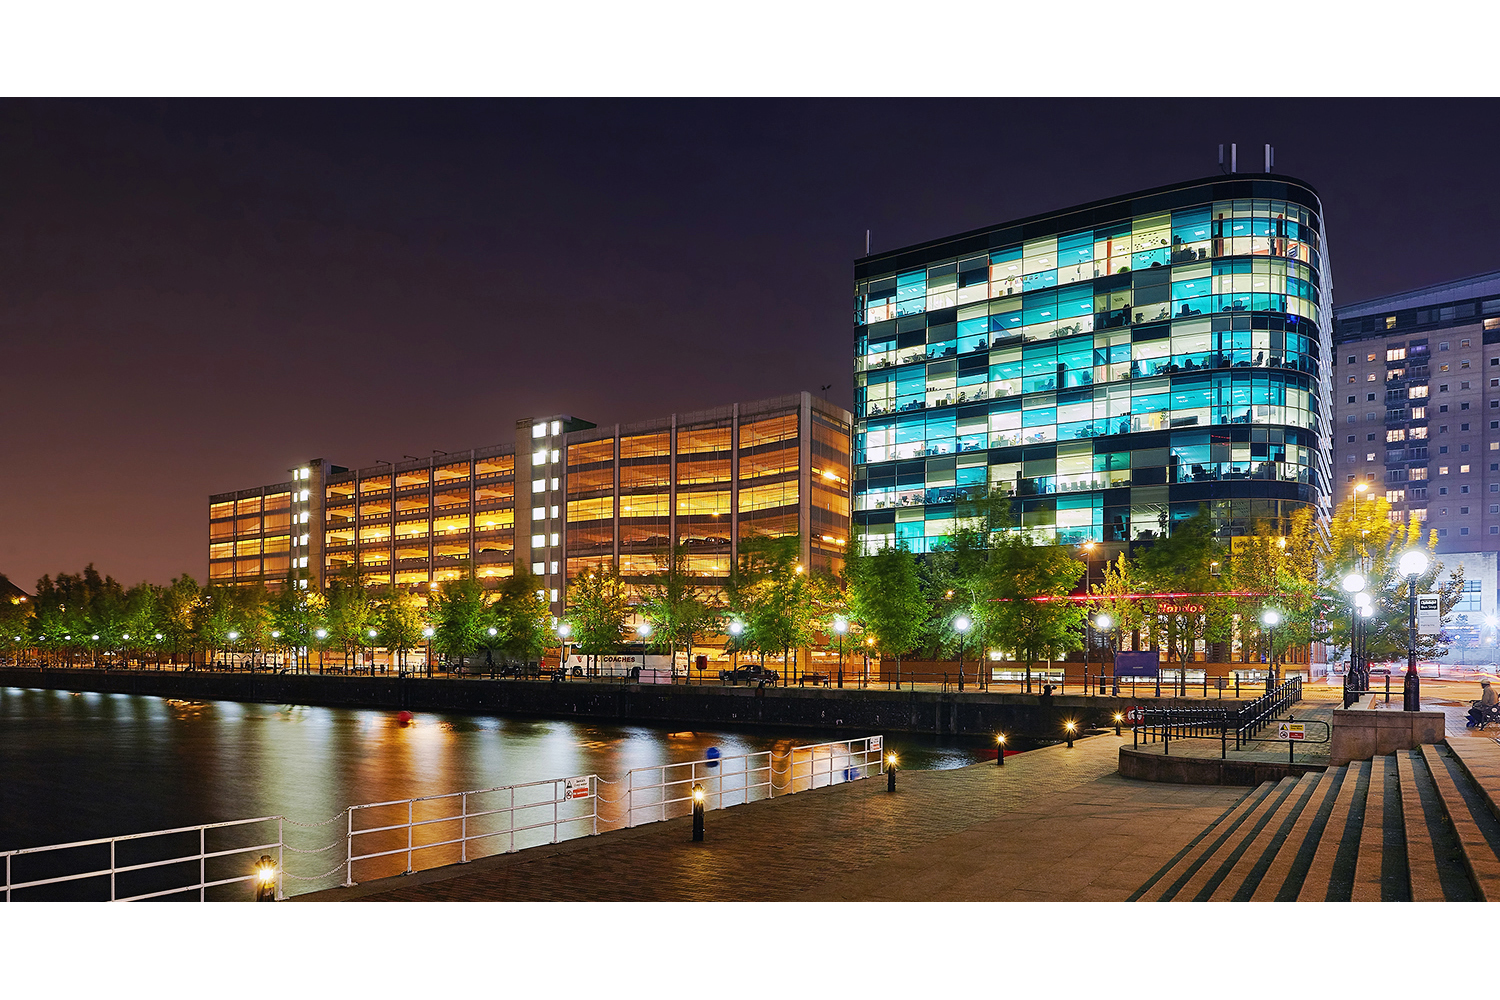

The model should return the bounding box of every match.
[255,854,277,902]
[1064,720,1077,749]
[691,783,705,842]
[996,733,1006,766]
[1113,713,1123,737]
[886,753,898,792]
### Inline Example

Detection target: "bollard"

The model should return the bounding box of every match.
[691,783,705,841]
[996,734,1006,766]
[255,854,277,902]
[1114,713,1122,737]
[887,754,898,792]
[1385,672,1391,705]
[1064,720,1076,748]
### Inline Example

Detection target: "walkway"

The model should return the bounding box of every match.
[300,733,1245,902]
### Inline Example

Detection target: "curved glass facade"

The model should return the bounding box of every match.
[852,176,1333,553]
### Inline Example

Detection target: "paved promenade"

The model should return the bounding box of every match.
[300,732,1247,902]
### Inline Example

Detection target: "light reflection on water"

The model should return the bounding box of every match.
[0,686,1014,861]
[2,689,1056,899]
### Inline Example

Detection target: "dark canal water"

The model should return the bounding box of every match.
[0,686,1037,898]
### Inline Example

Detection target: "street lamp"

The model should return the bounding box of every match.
[557,622,573,678]
[954,615,971,692]
[367,628,378,674]
[422,625,435,678]
[1260,609,1281,683]
[1342,572,1367,694]
[636,622,652,678]
[1094,613,1115,695]
[832,616,848,688]
[728,620,744,678]
[1400,549,1430,712]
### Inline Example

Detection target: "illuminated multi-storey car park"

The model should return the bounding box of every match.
[851,175,1335,556]
[1332,269,1500,643]
[208,392,852,618]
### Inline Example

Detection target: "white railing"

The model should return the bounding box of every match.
[342,776,599,887]
[3,735,886,898]
[615,736,884,828]
[1,816,283,902]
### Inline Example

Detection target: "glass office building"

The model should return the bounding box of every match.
[208,392,851,616]
[852,175,1334,553]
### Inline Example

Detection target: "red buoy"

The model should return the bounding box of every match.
[397,711,413,725]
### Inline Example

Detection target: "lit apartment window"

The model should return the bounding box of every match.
[531,534,545,547]
[533,423,547,439]
[1387,348,1406,361]
[533,451,547,466]
[550,421,561,435]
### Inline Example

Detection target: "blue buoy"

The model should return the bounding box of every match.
[705,746,721,768]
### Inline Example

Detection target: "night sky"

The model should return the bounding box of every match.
[3,98,1498,590]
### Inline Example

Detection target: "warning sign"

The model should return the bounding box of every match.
[1276,722,1306,741]
[563,776,591,800]
[1124,706,1145,725]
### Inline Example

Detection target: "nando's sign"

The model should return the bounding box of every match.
[1154,602,1206,614]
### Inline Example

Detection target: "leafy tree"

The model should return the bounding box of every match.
[978,531,1085,693]
[326,567,375,672]
[429,576,491,669]
[1133,508,1233,670]
[158,575,204,668]
[728,536,813,679]
[378,588,427,674]
[568,566,629,673]
[846,540,927,688]
[490,571,552,664]
[638,544,717,675]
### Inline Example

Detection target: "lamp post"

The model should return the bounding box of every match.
[1260,609,1281,685]
[1342,572,1367,695]
[227,631,239,672]
[728,620,743,680]
[367,628,378,675]
[1094,613,1115,695]
[833,616,848,688]
[636,622,652,680]
[1081,541,1096,693]
[1400,549,1429,712]
[558,622,573,678]
[954,615,971,692]
[422,625,435,678]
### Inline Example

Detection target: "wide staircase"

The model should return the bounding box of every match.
[1131,741,1500,901]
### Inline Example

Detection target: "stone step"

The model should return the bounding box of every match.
[1249,765,1346,901]
[1208,771,1322,901]
[1397,749,1473,901]
[1354,755,1410,900]
[1135,781,1278,902]
[1420,744,1500,901]
[1297,759,1369,902]
[1164,777,1299,902]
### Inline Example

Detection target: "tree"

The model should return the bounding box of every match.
[428,577,491,669]
[727,536,813,680]
[568,567,628,674]
[490,572,552,665]
[638,543,717,676]
[377,588,426,674]
[979,531,1085,693]
[326,567,375,672]
[846,541,927,688]
[1132,508,1232,671]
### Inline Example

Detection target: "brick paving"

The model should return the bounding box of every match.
[298,732,1246,902]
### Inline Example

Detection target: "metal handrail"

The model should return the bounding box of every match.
[1,815,284,902]
[1134,677,1302,758]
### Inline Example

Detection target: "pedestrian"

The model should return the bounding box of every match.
[1467,679,1498,727]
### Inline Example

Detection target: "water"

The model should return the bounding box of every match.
[0,686,1025,899]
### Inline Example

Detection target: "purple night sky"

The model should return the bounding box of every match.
[2,98,1497,589]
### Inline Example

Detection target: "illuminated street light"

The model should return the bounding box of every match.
[1342,573,1366,594]
[1400,550,1430,711]
[954,615,972,692]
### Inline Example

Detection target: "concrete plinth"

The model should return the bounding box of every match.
[1329,708,1446,765]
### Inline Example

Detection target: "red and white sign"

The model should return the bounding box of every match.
[1124,706,1145,726]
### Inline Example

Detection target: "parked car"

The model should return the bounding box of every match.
[719,665,780,685]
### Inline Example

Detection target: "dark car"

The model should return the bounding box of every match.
[719,665,779,686]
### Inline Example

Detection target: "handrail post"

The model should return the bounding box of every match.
[278,818,285,901]
[200,826,206,901]
[406,800,414,874]
[345,808,354,886]
[461,792,468,863]
[110,839,116,902]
